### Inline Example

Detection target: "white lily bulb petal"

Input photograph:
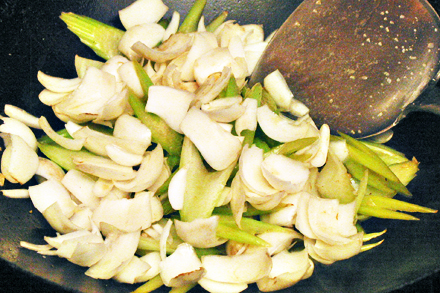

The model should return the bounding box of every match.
[61,169,100,210]
[137,252,162,282]
[37,71,81,93]
[306,124,330,168]
[29,179,76,217]
[93,178,114,198]
[307,197,358,245]
[304,237,334,265]
[257,230,302,256]
[228,35,246,60]
[113,256,151,284]
[230,174,246,228]
[42,202,82,234]
[329,139,350,163]
[201,96,245,123]
[198,277,248,293]
[160,219,173,261]
[197,15,206,32]
[294,192,317,239]
[1,134,39,184]
[57,240,107,267]
[261,193,300,227]
[1,189,30,199]
[148,160,171,193]
[64,121,83,137]
[288,98,310,118]
[105,144,143,167]
[310,233,363,264]
[180,32,219,81]
[75,55,104,78]
[146,86,195,133]
[264,69,294,110]
[160,243,204,287]
[113,114,152,147]
[246,190,286,211]
[215,22,246,48]
[257,105,311,142]
[100,55,130,82]
[44,229,102,249]
[119,23,165,60]
[194,67,232,104]
[38,89,70,107]
[238,145,277,196]
[118,61,144,97]
[244,44,267,74]
[69,206,94,231]
[3,105,41,129]
[261,154,310,193]
[194,47,247,86]
[242,24,265,45]
[92,192,152,232]
[163,11,180,41]
[168,167,187,210]
[174,216,227,248]
[202,249,272,284]
[180,107,242,171]
[56,67,116,118]
[0,117,37,151]
[73,155,136,181]
[39,116,85,151]
[235,98,258,135]
[85,230,140,279]
[118,0,168,29]
[113,144,164,192]
[257,249,312,292]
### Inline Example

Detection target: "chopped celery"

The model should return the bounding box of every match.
[357,206,419,221]
[362,195,437,214]
[133,60,154,101]
[241,129,255,147]
[75,55,104,78]
[179,137,236,222]
[362,140,408,165]
[178,0,207,33]
[169,283,197,293]
[60,12,124,60]
[129,93,183,157]
[132,275,164,293]
[267,136,318,157]
[216,222,270,247]
[389,158,419,186]
[219,75,240,98]
[206,11,229,32]
[261,88,279,114]
[38,142,97,171]
[218,215,292,234]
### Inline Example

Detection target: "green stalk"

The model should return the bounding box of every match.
[169,283,197,293]
[267,137,318,157]
[178,0,207,33]
[37,142,97,171]
[133,59,154,101]
[206,11,229,32]
[357,206,419,221]
[362,195,437,214]
[261,88,279,114]
[362,141,408,165]
[60,12,124,60]
[241,129,255,147]
[137,236,221,257]
[132,275,164,293]
[218,215,292,234]
[129,93,183,156]
[219,75,239,98]
[216,222,270,247]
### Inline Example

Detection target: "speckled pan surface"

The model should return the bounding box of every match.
[0,0,439,292]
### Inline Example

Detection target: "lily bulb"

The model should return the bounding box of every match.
[118,0,168,30]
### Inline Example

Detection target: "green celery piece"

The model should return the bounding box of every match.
[219,75,240,98]
[346,144,411,196]
[362,140,408,165]
[38,128,72,144]
[361,239,385,252]
[213,204,280,217]
[206,11,229,32]
[75,55,104,78]
[132,275,163,293]
[133,59,154,101]
[241,129,255,147]
[357,206,419,220]
[362,195,437,214]
[38,123,113,144]
[179,137,236,222]
[363,229,387,242]
[218,215,292,234]
[365,185,396,198]
[389,159,419,186]
[167,155,181,171]
[268,137,318,157]
[158,18,169,29]
[178,0,207,33]
[243,83,263,106]
[355,169,369,213]
[38,142,97,171]
[253,136,271,153]
[344,159,396,194]
[261,88,279,114]
[60,12,124,61]
[216,222,270,247]
[129,93,183,157]
[169,284,197,293]
[340,132,402,182]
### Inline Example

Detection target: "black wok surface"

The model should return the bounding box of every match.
[0,0,439,292]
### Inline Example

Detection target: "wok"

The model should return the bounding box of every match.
[0,0,439,292]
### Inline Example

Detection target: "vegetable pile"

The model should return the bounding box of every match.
[0,0,437,292]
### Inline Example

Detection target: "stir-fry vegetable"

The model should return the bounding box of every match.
[0,0,437,292]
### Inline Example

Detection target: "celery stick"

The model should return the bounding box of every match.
[355,169,369,213]
[261,88,279,114]
[169,283,197,293]
[206,11,229,32]
[362,141,408,165]
[60,12,124,60]
[38,142,97,171]
[362,195,437,214]
[363,229,387,242]
[179,137,236,222]
[244,83,263,106]
[216,222,270,247]
[357,206,419,220]
[75,55,104,78]
[133,60,154,101]
[241,129,255,147]
[129,93,183,156]
[178,0,207,33]
[38,129,72,144]
[219,75,239,98]
[361,239,385,252]
[137,236,220,256]
[268,137,318,157]
[132,275,164,293]
[389,159,419,186]
[218,215,292,234]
